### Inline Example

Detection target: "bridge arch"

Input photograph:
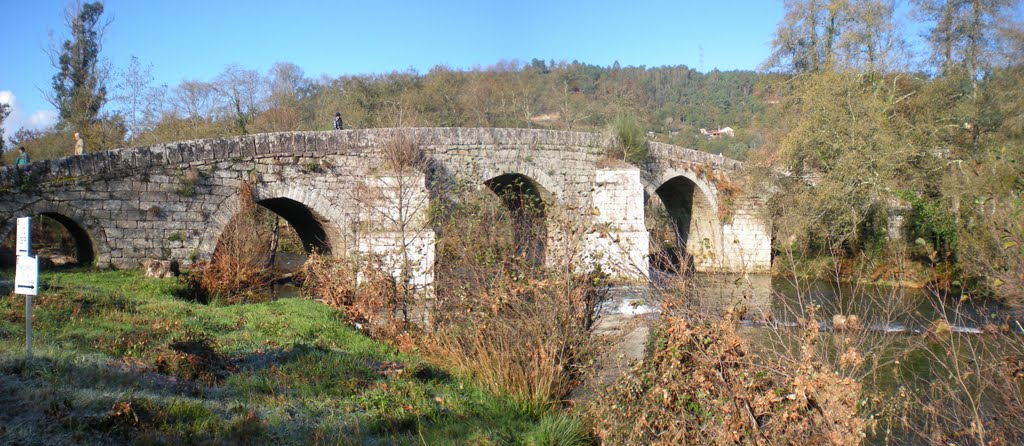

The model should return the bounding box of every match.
[199,181,346,262]
[483,172,552,264]
[0,202,106,267]
[645,169,723,273]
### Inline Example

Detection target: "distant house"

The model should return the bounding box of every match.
[699,126,735,139]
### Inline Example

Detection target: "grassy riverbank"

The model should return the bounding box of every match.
[0,269,589,445]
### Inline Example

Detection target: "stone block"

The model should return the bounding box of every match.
[142,259,179,278]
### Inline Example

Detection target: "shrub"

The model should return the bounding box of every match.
[303,177,603,411]
[591,307,866,445]
[961,194,1024,309]
[606,113,650,165]
[182,181,272,302]
[423,270,602,409]
[155,331,237,385]
[300,253,401,330]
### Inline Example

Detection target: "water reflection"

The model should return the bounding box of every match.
[688,273,1022,335]
[603,274,1022,335]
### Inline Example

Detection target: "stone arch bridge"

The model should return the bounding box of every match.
[0,128,770,285]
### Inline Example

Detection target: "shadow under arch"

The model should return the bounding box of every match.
[1,212,96,267]
[212,197,332,264]
[484,173,548,265]
[649,175,717,274]
[256,197,331,255]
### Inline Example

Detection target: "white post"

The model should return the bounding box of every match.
[14,217,37,358]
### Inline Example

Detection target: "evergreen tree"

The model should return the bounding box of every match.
[0,102,10,156]
[50,1,108,134]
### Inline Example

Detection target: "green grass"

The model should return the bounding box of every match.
[0,269,591,445]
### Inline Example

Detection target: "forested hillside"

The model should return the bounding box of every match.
[2,61,766,163]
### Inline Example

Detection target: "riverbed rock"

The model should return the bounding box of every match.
[143,259,179,278]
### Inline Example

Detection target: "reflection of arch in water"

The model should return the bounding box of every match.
[483,173,549,265]
[647,172,722,273]
[1,209,99,267]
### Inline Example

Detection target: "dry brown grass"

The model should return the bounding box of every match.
[422,271,601,409]
[299,253,402,332]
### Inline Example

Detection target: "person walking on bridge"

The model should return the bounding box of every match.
[15,147,30,166]
[74,132,85,155]
[333,112,343,130]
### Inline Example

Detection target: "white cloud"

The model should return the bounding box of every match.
[27,110,59,128]
[0,91,59,141]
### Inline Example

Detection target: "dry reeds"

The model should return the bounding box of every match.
[423,272,601,409]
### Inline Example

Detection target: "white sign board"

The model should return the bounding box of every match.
[15,255,38,296]
[16,217,30,257]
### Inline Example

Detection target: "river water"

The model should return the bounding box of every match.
[606,273,1024,335]
[586,273,1023,397]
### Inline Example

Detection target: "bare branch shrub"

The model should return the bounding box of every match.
[183,181,273,303]
[423,183,602,409]
[887,285,1024,445]
[593,282,867,445]
[309,168,603,409]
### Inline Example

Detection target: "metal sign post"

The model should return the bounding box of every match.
[14,217,37,358]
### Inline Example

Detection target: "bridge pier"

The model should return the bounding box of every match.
[354,171,435,295]
[584,168,649,279]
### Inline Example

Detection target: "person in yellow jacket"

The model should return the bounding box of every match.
[74,132,85,155]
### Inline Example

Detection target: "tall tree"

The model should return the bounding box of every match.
[0,102,10,156]
[169,80,220,140]
[113,55,164,144]
[259,62,309,132]
[914,0,1018,81]
[49,1,109,134]
[213,64,265,135]
[765,0,903,73]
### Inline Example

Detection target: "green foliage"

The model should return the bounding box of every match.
[608,112,650,165]
[51,2,108,134]
[899,191,959,261]
[759,70,929,251]
[524,414,593,446]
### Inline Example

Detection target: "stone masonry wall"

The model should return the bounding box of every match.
[585,168,649,278]
[0,128,768,278]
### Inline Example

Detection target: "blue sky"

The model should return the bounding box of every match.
[2,0,919,136]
